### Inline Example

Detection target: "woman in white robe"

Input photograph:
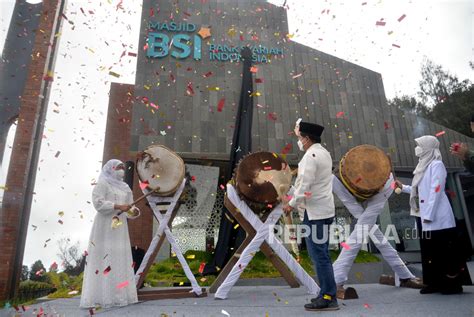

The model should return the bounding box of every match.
[80,159,140,308]
[397,136,466,295]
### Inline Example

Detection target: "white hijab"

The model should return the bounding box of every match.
[98,159,132,193]
[409,135,442,216]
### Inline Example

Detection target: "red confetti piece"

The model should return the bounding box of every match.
[186,82,195,96]
[341,242,350,250]
[364,303,371,309]
[128,52,137,57]
[384,122,390,130]
[392,44,401,48]
[116,281,129,289]
[55,151,61,158]
[390,181,397,189]
[149,8,154,17]
[169,73,175,83]
[281,143,292,154]
[150,102,159,110]
[268,112,277,121]
[139,180,149,190]
[376,20,386,26]
[250,66,258,73]
[435,184,441,193]
[255,78,264,83]
[435,130,445,137]
[203,71,213,78]
[263,166,272,171]
[239,35,244,41]
[217,98,225,112]
[398,14,406,22]
[95,270,99,274]
[198,262,206,274]
[304,192,312,198]
[89,308,95,315]
[451,143,461,152]
[191,176,196,182]
[267,204,273,208]
[103,266,111,275]
[220,184,225,190]
[286,195,293,201]
[336,111,345,118]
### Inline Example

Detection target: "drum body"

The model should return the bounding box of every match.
[234,152,292,217]
[136,145,185,196]
[339,145,391,200]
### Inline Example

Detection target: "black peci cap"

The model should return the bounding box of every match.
[299,121,324,138]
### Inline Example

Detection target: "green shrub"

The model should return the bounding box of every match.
[18,280,55,301]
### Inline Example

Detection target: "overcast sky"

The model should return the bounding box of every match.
[0,0,473,269]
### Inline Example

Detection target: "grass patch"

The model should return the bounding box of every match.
[145,249,379,287]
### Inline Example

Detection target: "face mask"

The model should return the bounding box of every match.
[414,146,423,157]
[297,139,305,151]
[114,169,125,180]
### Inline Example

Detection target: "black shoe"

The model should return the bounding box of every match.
[420,285,441,294]
[305,297,339,311]
[441,286,463,295]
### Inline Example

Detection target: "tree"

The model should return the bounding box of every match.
[57,238,85,276]
[427,85,474,137]
[29,260,47,282]
[21,265,29,281]
[418,58,471,106]
[387,95,430,117]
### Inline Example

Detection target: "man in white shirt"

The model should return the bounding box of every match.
[283,120,338,311]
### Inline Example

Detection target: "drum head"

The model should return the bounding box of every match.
[235,152,292,207]
[341,145,391,195]
[136,145,185,196]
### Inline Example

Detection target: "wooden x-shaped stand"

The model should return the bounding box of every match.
[135,179,207,300]
[211,184,320,299]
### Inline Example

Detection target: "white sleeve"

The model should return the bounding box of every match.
[92,181,116,215]
[365,175,393,213]
[402,184,412,194]
[288,155,317,209]
[332,175,364,218]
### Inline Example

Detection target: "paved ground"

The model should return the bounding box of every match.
[2,284,473,317]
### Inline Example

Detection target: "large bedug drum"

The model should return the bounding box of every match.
[136,145,185,196]
[233,151,293,217]
[338,144,391,201]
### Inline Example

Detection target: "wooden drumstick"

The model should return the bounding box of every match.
[117,186,160,215]
[388,155,402,194]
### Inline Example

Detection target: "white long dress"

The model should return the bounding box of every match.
[80,179,138,308]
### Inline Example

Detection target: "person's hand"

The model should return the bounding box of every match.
[283,204,294,215]
[395,179,404,189]
[423,219,432,223]
[450,143,469,160]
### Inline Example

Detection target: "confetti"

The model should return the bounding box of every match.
[43,70,54,81]
[208,86,220,91]
[103,266,111,275]
[392,44,401,48]
[435,184,441,193]
[336,111,345,118]
[268,112,277,121]
[203,71,213,78]
[435,130,445,137]
[221,310,230,316]
[398,14,406,22]
[264,166,272,170]
[304,192,312,198]
[198,262,206,274]
[116,281,129,289]
[376,20,386,26]
[55,151,61,158]
[128,52,137,57]
[139,181,149,190]
[364,303,371,309]
[255,78,264,83]
[186,254,196,259]
[109,71,121,78]
[58,211,64,217]
[217,98,226,112]
[250,66,258,73]
[281,143,292,154]
[191,176,196,182]
[384,122,390,130]
[186,82,195,96]
[220,184,226,190]
[68,290,79,295]
[292,73,303,79]
[341,242,351,250]
[233,224,240,229]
